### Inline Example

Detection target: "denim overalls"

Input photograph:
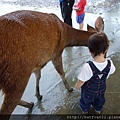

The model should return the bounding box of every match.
[80,60,111,112]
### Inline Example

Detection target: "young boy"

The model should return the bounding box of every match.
[73,0,86,30]
[74,33,116,114]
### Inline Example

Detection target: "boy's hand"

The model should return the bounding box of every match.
[74,83,80,90]
[74,7,80,11]
[74,80,84,90]
[73,5,80,11]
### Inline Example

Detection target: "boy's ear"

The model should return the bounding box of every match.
[89,49,95,58]
[89,49,92,55]
[105,48,108,53]
[89,49,91,53]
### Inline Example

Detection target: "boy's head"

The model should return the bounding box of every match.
[87,33,109,57]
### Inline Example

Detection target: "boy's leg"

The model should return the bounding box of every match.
[79,23,84,30]
[80,89,92,113]
[92,92,105,113]
[80,99,90,113]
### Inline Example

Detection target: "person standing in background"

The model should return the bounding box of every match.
[74,0,86,30]
[59,0,75,27]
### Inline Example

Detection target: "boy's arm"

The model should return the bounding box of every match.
[73,7,80,11]
[74,80,84,90]
[73,5,80,11]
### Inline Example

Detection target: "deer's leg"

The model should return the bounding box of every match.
[0,90,24,117]
[0,114,10,120]
[0,77,33,116]
[33,67,42,100]
[52,54,73,92]
[18,100,34,108]
[0,94,20,116]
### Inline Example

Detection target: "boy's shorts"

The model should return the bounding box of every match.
[76,13,85,24]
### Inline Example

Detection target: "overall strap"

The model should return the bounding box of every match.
[87,61,100,74]
[87,60,111,80]
[101,60,111,73]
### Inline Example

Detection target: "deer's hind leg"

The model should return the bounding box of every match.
[52,54,73,92]
[18,100,34,108]
[33,67,42,100]
[0,77,32,116]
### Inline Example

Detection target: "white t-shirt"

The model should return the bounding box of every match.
[77,59,116,82]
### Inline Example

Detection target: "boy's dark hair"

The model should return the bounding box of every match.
[87,33,109,57]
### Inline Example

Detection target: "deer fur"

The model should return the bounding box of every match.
[0,10,106,119]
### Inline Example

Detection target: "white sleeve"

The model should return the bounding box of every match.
[77,63,93,82]
[109,60,116,75]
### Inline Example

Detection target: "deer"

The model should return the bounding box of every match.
[0,10,106,119]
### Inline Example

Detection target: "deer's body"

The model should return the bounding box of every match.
[0,10,105,119]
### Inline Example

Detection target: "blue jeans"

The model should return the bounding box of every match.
[80,88,105,112]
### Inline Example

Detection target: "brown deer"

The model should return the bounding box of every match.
[0,10,105,119]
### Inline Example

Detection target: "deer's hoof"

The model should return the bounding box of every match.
[68,87,73,92]
[30,102,34,108]
[36,95,43,100]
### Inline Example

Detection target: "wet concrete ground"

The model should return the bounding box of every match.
[0,0,120,119]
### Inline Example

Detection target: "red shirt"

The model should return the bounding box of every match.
[74,0,86,16]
